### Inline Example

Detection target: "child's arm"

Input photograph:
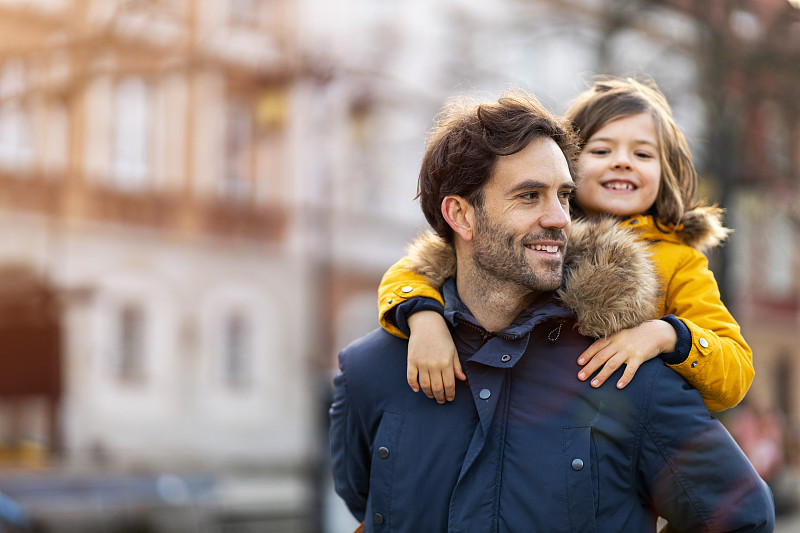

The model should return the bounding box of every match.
[576,318,681,389]
[577,246,753,411]
[378,257,445,339]
[377,232,462,402]
[407,311,465,404]
[657,247,754,411]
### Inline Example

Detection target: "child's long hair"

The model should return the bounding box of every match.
[565,76,698,227]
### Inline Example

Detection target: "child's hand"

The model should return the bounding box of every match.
[576,319,678,389]
[406,310,466,403]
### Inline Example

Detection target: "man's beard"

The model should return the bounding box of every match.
[471,210,566,292]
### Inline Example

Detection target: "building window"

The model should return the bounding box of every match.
[0,61,33,171]
[43,102,69,174]
[761,101,790,176]
[229,0,259,26]
[775,354,793,417]
[117,304,146,381]
[0,101,33,171]
[220,312,251,385]
[113,77,151,191]
[220,99,254,201]
[764,212,794,297]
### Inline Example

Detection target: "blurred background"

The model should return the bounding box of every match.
[0,0,798,531]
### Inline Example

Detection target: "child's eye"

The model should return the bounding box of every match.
[589,148,610,155]
[636,151,655,159]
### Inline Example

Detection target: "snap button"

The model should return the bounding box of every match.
[479,388,491,400]
[401,286,413,293]
[691,361,698,368]
[387,299,394,305]
[630,220,639,225]
[500,354,511,363]
[377,447,390,459]
[698,337,709,348]
[572,458,584,471]
[374,513,384,524]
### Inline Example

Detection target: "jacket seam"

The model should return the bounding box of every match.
[642,371,713,530]
[336,354,369,517]
[641,423,712,529]
[491,369,511,533]
[631,366,655,493]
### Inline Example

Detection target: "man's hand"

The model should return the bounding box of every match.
[577,319,678,389]
[406,310,465,403]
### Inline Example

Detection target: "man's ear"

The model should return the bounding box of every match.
[442,195,475,242]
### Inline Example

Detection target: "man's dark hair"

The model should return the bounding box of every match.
[417,90,579,241]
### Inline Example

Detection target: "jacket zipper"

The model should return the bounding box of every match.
[455,317,519,343]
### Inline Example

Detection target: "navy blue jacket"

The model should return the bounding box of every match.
[330,280,774,532]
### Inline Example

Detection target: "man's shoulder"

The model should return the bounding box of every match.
[338,328,408,377]
[336,328,410,407]
[340,328,407,359]
[625,357,709,416]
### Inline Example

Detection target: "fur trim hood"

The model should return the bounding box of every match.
[406,217,660,338]
[640,205,731,254]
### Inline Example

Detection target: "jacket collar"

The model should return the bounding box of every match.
[442,278,572,342]
[619,206,730,253]
[407,214,667,340]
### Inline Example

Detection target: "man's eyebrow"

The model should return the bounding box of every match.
[508,180,577,194]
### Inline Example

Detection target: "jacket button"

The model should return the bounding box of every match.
[500,354,511,363]
[479,388,491,400]
[401,286,413,293]
[691,361,698,368]
[377,447,390,459]
[387,299,394,305]
[698,337,709,348]
[571,458,584,471]
[374,513,384,524]
[630,219,639,225]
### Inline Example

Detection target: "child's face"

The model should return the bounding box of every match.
[575,112,661,218]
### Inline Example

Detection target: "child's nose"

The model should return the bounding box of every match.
[612,155,632,170]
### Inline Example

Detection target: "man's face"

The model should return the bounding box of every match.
[471,136,575,292]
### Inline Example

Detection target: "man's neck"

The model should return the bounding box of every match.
[455,257,538,333]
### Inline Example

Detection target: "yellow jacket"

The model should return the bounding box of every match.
[377,209,754,412]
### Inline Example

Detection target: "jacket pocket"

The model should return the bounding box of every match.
[563,426,597,533]
[368,412,404,530]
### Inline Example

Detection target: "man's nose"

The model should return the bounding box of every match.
[541,197,570,229]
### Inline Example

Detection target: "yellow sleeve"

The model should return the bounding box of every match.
[378,257,444,339]
[662,246,754,411]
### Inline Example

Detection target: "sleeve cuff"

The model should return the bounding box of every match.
[394,297,445,337]
[659,314,692,365]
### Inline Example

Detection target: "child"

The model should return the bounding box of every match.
[377,77,753,412]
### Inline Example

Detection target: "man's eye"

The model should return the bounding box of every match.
[519,192,539,200]
[559,191,575,202]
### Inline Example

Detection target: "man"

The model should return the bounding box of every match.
[329,91,774,532]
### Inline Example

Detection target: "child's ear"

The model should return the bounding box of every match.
[442,195,475,242]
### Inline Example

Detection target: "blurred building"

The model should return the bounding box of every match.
[0,0,317,530]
